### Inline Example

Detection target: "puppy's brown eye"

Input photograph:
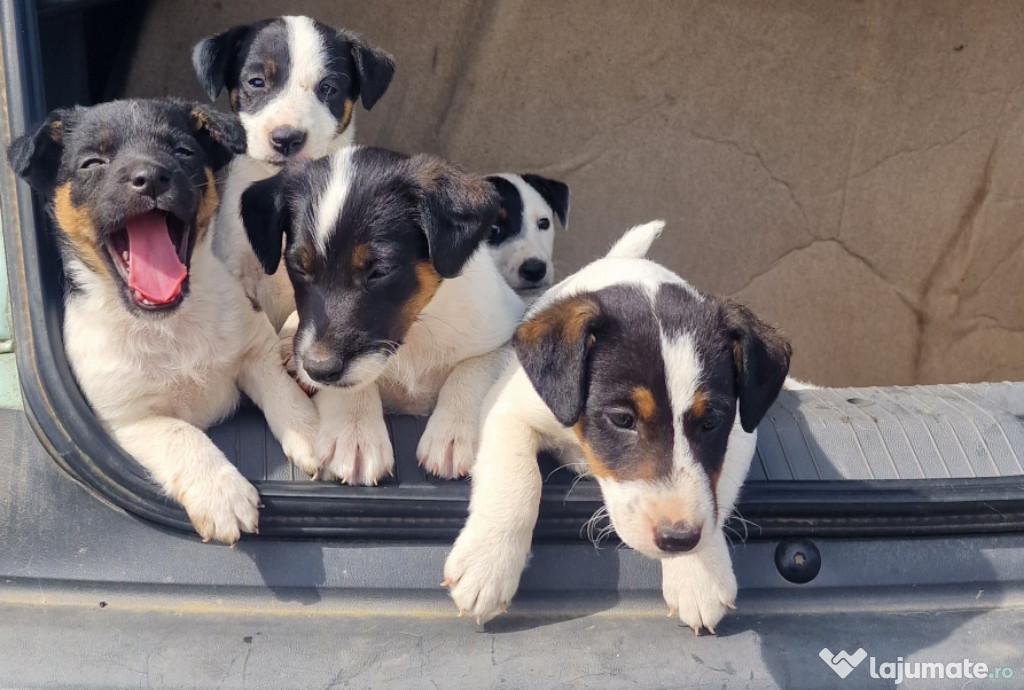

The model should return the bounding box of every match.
[80,157,107,170]
[317,81,337,100]
[607,411,636,430]
[174,147,194,158]
[537,217,551,230]
[701,415,721,432]
[248,77,265,89]
[489,224,502,240]
[367,263,394,282]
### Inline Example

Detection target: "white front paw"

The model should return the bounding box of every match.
[316,410,394,485]
[417,404,479,479]
[278,399,319,477]
[179,466,260,545]
[661,538,737,635]
[444,521,531,624]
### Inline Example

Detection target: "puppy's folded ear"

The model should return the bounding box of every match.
[240,173,291,275]
[722,300,792,433]
[192,26,249,102]
[188,103,247,171]
[413,155,499,278]
[522,174,570,228]
[6,108,72,195]
[343,31,395,110]
[513,293,606,426]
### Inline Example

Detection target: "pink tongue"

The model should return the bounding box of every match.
[126,212,187,304]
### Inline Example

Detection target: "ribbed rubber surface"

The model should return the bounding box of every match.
[751,384,1024,481]
[210,383,1024,485]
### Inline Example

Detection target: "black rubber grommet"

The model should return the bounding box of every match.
[774,539,822,584]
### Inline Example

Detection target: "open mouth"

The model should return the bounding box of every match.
[105,210,191,310]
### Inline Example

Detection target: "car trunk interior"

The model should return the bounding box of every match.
[4,0,1024,543]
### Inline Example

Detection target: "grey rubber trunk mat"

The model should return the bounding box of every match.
[210,382,1024,485]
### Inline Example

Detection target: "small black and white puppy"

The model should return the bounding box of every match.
[193,15,395,330]
[445,221,791,633]
[241,147,525,485]
[6,99,319,544]
[484,173,569,294]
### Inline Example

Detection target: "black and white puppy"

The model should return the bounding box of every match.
[444,221,791,633]
[484,173,569,294]
[241,147,525,485]
[193,16,395,330]
[6,99,319,544]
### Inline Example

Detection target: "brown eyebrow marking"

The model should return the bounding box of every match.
[631,386,656,422]
[351,243,370,271]
[690,390,707,418]
[264,59,277,80]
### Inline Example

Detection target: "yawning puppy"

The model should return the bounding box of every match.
[7,99,320,544]
[193,15,395,330]
[484,173,569,296]
[241,147,525,484]
[444,221,791,633]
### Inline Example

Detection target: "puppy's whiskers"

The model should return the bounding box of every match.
[582,505,612,549]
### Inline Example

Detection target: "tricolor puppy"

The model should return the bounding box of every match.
[6,99,320,544]
[484,173,569,295]
[241,147,525,485]
[444,221,791,633]
[192,15,395,330]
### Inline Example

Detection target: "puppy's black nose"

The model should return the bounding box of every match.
[129,163,171,198]
[518,258,547,283]
[302,351,345,385]
[270,126,307,156]
[654,520,701,553]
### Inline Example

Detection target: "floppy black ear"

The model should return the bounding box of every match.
[414,155,499,278]
[344,31,395,110]
[192,25,249,102]
[240,173,291,275]
[513,293,605,426]
[522,173,570,228]
[6,108,72,195]
[722,300,792,433]
[188,103,247,171]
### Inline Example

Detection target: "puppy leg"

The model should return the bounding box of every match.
[661,528,738,635]
[316,384,394,485]
[238,316,320,476]
[444,410,542,623]
[418,348,508,478]
[112,417,259,544]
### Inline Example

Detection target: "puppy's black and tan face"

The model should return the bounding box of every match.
[241,147,499,389]
[514,282,791,559]
[6,98,245,314]
[193,16,395,165]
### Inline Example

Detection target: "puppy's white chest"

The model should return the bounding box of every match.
[63,263,251,429]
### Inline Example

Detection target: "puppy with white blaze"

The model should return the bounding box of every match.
[192,16,395,330]
[240,147,525,485]
[444,221,792,633]
[483,173,569,295]
[6,99,320,544]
